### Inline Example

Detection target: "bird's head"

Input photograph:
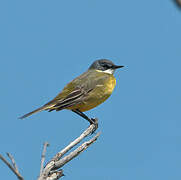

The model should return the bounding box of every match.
[89,59,124,74]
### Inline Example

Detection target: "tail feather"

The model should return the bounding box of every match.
[19,106,48,119]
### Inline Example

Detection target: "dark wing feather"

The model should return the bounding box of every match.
[49,87,93,111]
[48,70,110,111]
[53,88,84,108]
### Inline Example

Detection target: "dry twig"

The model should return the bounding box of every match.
[38,120,99,180]
[53,118,98,161]
[40,142,50,176]
[0,153,24,180]
[53,132,100,169]
[0,120,99,180]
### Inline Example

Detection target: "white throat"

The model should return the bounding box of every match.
[103,69,114,74]
[96,69,114,74]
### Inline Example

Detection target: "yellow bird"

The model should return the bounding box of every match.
[20,59,124,124]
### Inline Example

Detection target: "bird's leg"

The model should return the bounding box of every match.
[72,109,98,134]
[72,109,96,124]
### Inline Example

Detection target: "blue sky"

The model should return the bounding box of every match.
[0,0,181,179]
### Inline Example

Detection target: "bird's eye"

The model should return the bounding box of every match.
[103,64,111,69]
[104,65,109,69]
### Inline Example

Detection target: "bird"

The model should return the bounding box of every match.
[19,59,124,124]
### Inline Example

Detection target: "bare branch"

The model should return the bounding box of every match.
[53,118,98,161]
[0,120,100,180]
[0,154,24,180]
[38,120,99,180]
[45,133,100,180]
[7,153,19,172]
[40,142,50,176]
[54,132,100,169]
[46,170,64,180]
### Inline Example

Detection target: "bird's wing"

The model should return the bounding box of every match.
[47,70,109,111]
[49,87,93,111]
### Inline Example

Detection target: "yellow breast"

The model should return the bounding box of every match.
[74,74,116,112]
[105,74,116,94]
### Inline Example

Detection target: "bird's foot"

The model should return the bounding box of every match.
[90,118,98,134]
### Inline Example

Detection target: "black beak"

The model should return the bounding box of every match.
[113,65,124,69]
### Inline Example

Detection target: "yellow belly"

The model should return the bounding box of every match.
[69,75,116,112]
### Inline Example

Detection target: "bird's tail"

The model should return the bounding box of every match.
[19,105,49,119]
